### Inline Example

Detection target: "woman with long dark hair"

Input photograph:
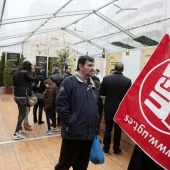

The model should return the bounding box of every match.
[13,61,35,140]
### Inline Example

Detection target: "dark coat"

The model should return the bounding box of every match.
[51,72,64,87]
[43,79,58,110]
[100,72,131,114]
[34,72,45,93]
[56,75,99,140]
[63,72,72,79]
[91,76,100,82]
[13,70,35,97]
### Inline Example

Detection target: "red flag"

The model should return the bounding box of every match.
[114,34,170,170]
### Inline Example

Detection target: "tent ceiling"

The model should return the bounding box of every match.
[0,0,170,55]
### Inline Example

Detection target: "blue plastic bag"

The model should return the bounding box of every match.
[90,135,104,164]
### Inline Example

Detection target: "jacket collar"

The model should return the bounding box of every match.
[75,71,95,90]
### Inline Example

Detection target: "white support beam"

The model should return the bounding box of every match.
[64,0,118,29]
[64,28,110,52]
[22,0,73,43]
[0,10,93,26]
[94,11,137,39]
[0,0,6,28]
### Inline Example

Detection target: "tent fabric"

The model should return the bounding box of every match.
[0,0,170,55]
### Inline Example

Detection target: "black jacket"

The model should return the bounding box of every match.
[13,70,35,97]
[63,72,72,79]
[91,76,100,82]
[51,72,64,87]
[34,72,45,93]
[100,72,131,114]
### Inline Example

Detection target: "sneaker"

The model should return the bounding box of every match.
[20,130,29,134]
[113,149,122,156]
[45,130,52,135]
[103,149,109,155]
[51,127,59,132]
[13,132,26,140]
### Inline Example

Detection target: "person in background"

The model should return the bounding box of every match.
[128,145,164,170]
[33,66,45,124]
[13,61,35,140]
[110,69,115,75]
[54,56,99,170]
[51,67,64,87]
[91,70,100,82]
[43,79,58,135]
[50,67,64,126]
[100,62,131,155]
[63,65,72,79]
[93,80,103,132]
[95,69,103,83]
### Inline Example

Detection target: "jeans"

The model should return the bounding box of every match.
[45,108,56,130]
[14,97,27,133]
[103,112,122,152]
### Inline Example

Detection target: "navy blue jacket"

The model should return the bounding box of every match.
[56,74,99,140]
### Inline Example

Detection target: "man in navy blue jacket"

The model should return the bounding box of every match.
[55,56,99,170]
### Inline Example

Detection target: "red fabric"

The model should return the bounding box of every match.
[114,34,170,170]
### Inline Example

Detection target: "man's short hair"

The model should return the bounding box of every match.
[76,56,94,71]
[52,67,59,74]
[96,69,100,73]
[114,62,124,72]
[64,65,71,71]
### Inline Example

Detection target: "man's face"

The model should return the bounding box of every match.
[66,66,72,74]
[80,61,94,79]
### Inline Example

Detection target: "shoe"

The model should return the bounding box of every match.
[51,127,59,132]
[34,120,38,123]
[23,122,33,130]
[45,130,52,135]
[103,149,109,155]
[113,149,122,156]
[13,132,26,140]
[20,130,29,134]
[38,121,45,124]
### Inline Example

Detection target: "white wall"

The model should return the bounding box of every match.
[122,50,141,83]
[94,49,142,84]
[0,44,22,57]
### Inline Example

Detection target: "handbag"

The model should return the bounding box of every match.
[90,135,104,164]
[27,91,38,107]
[35,92,44,100]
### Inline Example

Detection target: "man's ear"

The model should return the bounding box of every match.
[79,64,83,70]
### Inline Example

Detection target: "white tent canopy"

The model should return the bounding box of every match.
[0,0,170,56]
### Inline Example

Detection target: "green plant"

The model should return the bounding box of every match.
[3,60,13,88]
[48,48,69,76]
[0,52,5,86]
[57,48,69,74]
[17,54,25,67]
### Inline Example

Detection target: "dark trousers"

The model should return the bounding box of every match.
[14,97,27,133]
[52,104,56,122]
[45,108,56,130]
[103,112,122,152]
[55,139,93,170]
[128,145,164,170]
[33,99,44,121]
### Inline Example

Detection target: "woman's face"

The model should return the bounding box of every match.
[31,65,34,72]
[45,83,49,88]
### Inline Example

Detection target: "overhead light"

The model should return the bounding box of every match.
[102,48,105,58]
[126,49,129,56]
